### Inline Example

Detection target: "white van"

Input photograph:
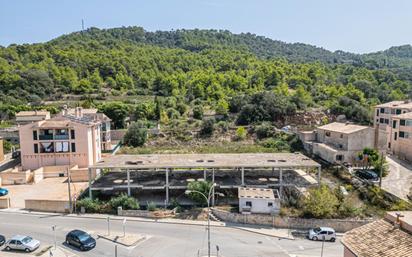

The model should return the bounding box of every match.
[308,227,336,242]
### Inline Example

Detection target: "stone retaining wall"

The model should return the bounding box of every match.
[212,208,371,232]
[117,208,175,218]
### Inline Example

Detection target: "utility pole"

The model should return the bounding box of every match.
[82,19,85,31]
[321,235,325,257]
[67,168,72,213]
[379,152,384,188]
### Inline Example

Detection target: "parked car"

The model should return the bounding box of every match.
[11,150,20,159]
[355,170,379,181]
[0,235,5,246]
[65,230,96,251]
[0,188,9,196]
[308,227,336,242]
[5,235,40,252]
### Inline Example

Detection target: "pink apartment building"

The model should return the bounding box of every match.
[19,114,101,171]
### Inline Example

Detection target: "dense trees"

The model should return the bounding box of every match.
[1,27,412,125]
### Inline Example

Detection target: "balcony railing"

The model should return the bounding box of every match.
[55,135,69,140]
[39,135,53,140]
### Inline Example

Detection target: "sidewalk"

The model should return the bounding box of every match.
[382,156,412,201]
[0,208,294,240]
[1,246,77,257]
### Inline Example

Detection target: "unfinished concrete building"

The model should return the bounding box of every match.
[87,153,321,206]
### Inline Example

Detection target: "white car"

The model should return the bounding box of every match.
[5,235,40,252]
[308,227,336,242]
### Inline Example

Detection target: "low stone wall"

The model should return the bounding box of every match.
[212,208,371,232]
[117,208,175,219]
[0,169,31,185]
[0,197,10,209]
[70,167,95,182]
[32,168,44,183]
[25,199,70,213]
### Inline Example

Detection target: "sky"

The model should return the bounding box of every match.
[0,0,411,53]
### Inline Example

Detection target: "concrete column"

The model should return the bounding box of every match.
[241,167,245,186]
[279,168,283,199]
[126,169,131,196]
[212,168,215,206]
[88,168,93,199]
[203,169,207,180]
[317,166,321,186]
[165,168,169,204]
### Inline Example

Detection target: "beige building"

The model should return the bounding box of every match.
[19,114,101,171]
[373,100,412,150]
[341,211,412,257]
[390,112,412,162]
[300,122,377,164]
[59,107,112,151]
[15,110,50,125]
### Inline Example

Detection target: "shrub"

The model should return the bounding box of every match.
[303,185,339,218]
[187,180,213,206]
[123,121,148,147]
[200,118,215,137]
[235,126,247,140]
[147,201,157,211]
[166,107,180,120]
[76,198,102,213]
[260,138,290,152]
[216,121,229,132]
[108,193,140,210]
[193,105,204,120]
[255,122,274,139]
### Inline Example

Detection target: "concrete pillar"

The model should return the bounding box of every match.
[241,167,245,186]
[317,166,321,186]
[212,168,215,206]
[126,169,131,196]
[165,168,169,204]
[203,169,207,180]
[88,168,93,199]
[279,168,283,199]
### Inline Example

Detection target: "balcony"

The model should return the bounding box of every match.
[39,135,53,140]
[54,134,69,140]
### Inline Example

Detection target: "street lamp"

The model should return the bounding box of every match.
[185,183,224,257]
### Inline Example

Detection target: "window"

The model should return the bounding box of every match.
[384,119,389,124]
[396,109,402,115]
[325,131,331,137]
[39,129,53,140]
[376,109,379,116]
[34,144,38,153]
[380,118,384,124]
[407,120,412,127]
[327,231,334,235]
[55,129,69,140]
[32,131,37,140]
[393,120,397,129]
[380,108,385,113]
[400,119,406,126]
[399,131,409,138]
[70,129,75,139]
[268,202,273,207]
[40,142,54,153]
[245,201,252,207]
[71,143,76,152]
[55,142,69,153]
[388,142,391,149]
[394,132,398,141]
[340,134,343,138]
[336,155,344,161]
[338,144,343,149]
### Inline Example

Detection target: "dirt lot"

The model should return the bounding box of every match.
[2,177,88,208]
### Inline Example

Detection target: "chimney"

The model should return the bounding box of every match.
[75,107,83,118]
[62,105,68,116]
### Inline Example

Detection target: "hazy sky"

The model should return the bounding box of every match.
[1,0,411,53]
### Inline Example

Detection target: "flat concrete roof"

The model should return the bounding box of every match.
[91,153,320,169]
[238,187,276,199]
[375,100,412,109]
[317,122,369,134]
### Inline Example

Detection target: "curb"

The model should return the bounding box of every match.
[232,226,295,240]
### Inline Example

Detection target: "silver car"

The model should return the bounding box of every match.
[5,235,40,252]
[308,227,336,242]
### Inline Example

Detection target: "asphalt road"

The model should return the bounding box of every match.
[0,212,343,257]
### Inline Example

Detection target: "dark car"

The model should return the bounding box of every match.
[11,151,20,159]
[356,170,379,181]
[0,235,5,246]
[65,230,96,251]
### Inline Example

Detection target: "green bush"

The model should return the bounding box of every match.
[303,185,339,218]
[76,198,103,213]
[108,193,140,210]
[235,126,247,140]
[147,201,157,211]
[193,105,204,120]
[187,180,213,206]
[123,121,148,147]
[255,122,274,139]
[200,118,215,137]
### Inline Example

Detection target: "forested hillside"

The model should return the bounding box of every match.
[1,26,412,125]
